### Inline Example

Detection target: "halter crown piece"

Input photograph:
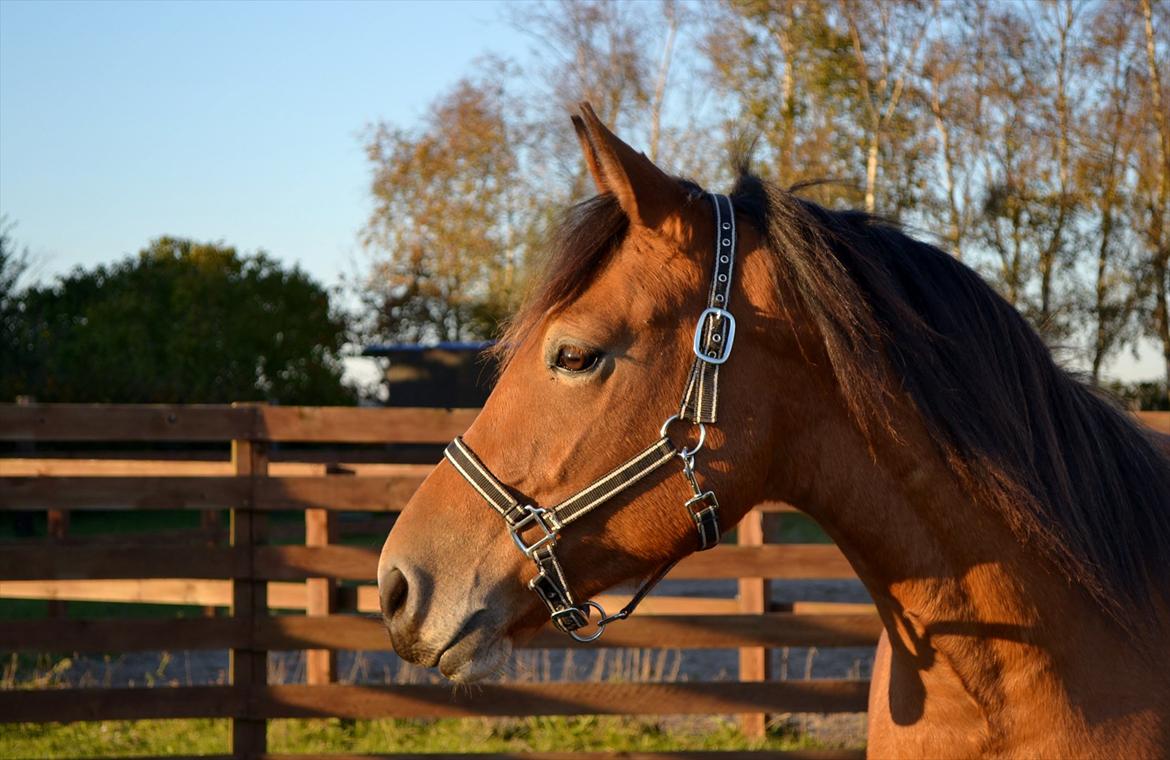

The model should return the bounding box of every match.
[444,194,738,642]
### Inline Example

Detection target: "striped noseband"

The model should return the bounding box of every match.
[444,193,738,642]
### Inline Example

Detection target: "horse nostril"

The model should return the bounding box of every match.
[379,566,407,622]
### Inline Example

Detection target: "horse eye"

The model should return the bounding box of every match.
[554,344,599,373]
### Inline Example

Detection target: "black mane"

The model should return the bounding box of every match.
[731,172,1170,624]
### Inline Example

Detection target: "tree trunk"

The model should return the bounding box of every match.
[1039,0,1075,336]
[865,135,880,214]
[930,87,962,258]
[773,16,797,185]
[1156,266,1170,392]
[648,2,678,164]
[1092,211,1113,385]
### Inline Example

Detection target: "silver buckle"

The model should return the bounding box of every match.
[510,506,559,557]
[685,490,720,517]
[692,307,735,364]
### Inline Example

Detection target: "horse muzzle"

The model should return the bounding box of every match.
[377,555,514,682]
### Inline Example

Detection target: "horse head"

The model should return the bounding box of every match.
[375,104,817,681]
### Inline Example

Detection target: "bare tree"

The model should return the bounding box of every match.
[510,0,681,196]
[971,7,1043,311]
[1029,0,1085,333]
[837,0,937,214]
[1138,0,1170,395]
[919,0,993,260]
[1078,1,1144,382]
[705,0,864,206]
[648,0,681,163]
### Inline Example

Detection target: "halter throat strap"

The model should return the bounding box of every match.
[442,193,737,640]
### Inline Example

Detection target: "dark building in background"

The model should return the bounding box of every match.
[362,342,496,408]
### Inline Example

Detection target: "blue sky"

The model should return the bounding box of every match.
[1,0,523,288]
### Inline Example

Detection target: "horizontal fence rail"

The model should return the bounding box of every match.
[0,578,875,617]
[0,403,480,442]
[0,544,856,581]
[2,404,1164,759]
[0,681,872,723]
[0,612,885,653]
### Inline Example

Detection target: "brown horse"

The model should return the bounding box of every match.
[378,104,1170,757]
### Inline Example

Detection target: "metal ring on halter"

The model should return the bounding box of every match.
[659,414,707,459]
[567,600,609,643]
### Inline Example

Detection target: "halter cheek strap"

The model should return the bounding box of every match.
[443,193,737,641]
[681,193,737,424]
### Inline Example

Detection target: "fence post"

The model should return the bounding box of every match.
[230,428,268,759]
[202,506,224,618]
[738,508,771,738]
[304,506,337,684]
[201,507,222,618]
[46,509,69,619]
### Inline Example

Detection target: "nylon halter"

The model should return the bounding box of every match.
[443,193,738,642]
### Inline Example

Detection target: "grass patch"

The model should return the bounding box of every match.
[0,716,837,758]
[0,719,228,758]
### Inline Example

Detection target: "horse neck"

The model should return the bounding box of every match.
[770,394,1170,741]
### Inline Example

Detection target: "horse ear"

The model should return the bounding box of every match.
[571,115,609,195]
[575,102,688,229]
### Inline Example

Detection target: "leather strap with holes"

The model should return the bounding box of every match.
[680,194,737,424]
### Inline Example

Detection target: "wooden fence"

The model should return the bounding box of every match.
[2,404,1165,760]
